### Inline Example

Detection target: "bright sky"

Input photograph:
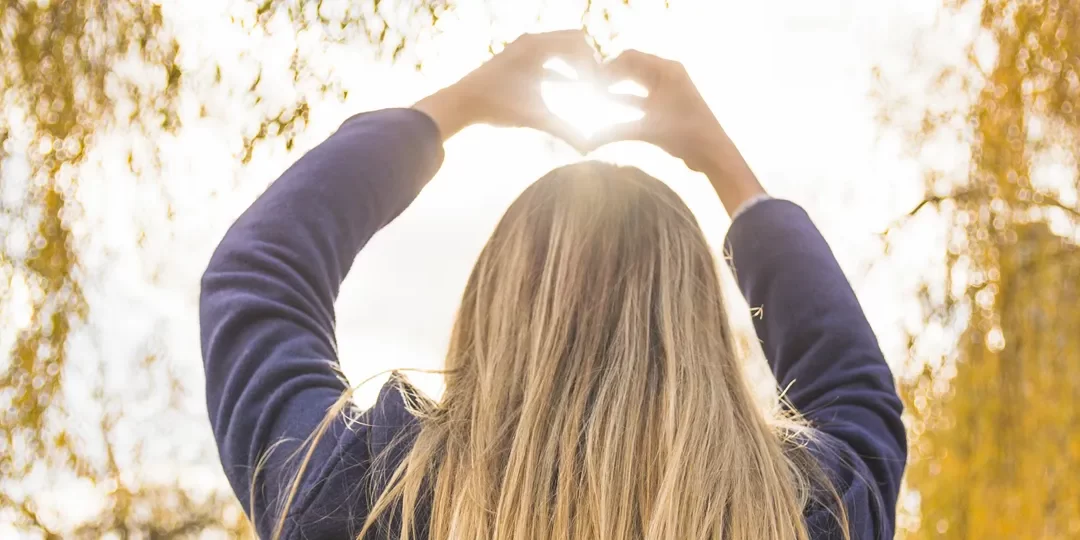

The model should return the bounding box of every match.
[3,0,965,531]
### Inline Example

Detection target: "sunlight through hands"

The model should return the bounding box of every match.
[540,57,646,141]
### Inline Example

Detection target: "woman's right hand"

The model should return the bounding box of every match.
[591,50,766,215]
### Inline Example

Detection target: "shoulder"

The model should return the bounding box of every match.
[803,431,893,539]
[364,373,426,458]
[283,376,422,538]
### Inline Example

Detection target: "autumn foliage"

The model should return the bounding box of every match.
[878,0,1080,537]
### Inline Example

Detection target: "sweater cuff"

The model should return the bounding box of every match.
[729,193,773,223]
[723,199,821,292]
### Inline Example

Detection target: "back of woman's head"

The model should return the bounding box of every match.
[362,161,841,539]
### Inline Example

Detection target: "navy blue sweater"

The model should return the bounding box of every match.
[200,108,907,539]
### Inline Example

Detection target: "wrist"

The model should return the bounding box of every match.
[412,82,479,141]
[680,121,730,173]
[694,130,767,216]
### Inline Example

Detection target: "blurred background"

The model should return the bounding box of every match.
[1,0,1077,537]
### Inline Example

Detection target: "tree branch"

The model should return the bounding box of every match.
[1039,195,1080,220]
[880,187,982,239]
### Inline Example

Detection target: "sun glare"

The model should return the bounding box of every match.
[541,57,645,138]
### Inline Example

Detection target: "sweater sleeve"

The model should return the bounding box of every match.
[723,199,907,538]
[199,108,444,536]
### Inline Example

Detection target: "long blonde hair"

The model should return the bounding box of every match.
[269,161,848,539]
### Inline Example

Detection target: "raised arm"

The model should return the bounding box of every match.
[200,30,604,538]
[199,107,445,533]
[593,49,907,537]
[722,199,906,536]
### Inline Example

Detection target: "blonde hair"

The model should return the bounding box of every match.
[268,161,848,539]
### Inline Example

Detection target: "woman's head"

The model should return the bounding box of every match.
[446,160,740,420]
[351,161,844,539]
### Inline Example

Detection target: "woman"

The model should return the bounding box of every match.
[200,30,906,539]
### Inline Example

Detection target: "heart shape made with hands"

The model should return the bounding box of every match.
[540,57,646,142]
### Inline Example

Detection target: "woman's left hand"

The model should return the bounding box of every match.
[413,29,600,151]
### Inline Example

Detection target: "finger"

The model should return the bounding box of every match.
[601,49,666,87]
[606,77,650,98]
[529,28,590,42]
[604,49,667,73]
[551,33,602,80]
[540,64,580,85]
[603,85,649,110]
[541,56,583,83]
[524,29,600,78]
